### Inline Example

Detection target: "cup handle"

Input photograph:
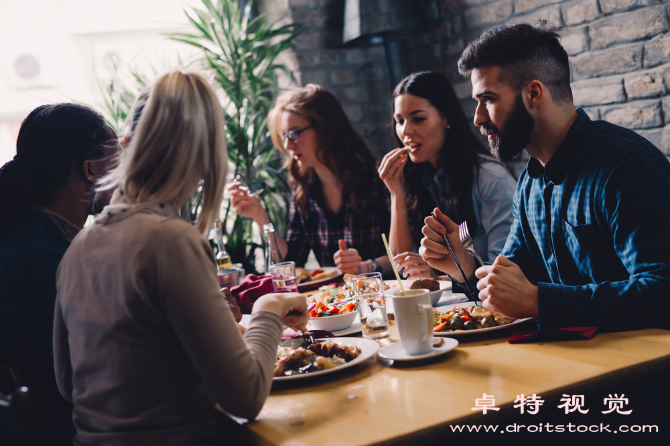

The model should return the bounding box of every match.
[417,303,433,342]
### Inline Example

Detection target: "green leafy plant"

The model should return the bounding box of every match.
[170,0,307,272]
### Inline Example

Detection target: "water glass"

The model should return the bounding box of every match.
[352,272,390,343]
[269,261,298,292]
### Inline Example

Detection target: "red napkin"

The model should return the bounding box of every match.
[508,327,598,344]
[230,274,274,307]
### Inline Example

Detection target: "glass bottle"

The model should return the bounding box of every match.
[263,223,283,271]
[214,220,233,270]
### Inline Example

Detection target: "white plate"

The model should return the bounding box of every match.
[383,280,453,313]
[378,338,459,362]
[433,301,534,337]
[297,267,344,291]
[273,337,379,381]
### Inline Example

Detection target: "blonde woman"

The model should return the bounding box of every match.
[53,71,308,445]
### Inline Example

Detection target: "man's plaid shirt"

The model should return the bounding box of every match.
[502,109,670,330]
[285,163,391,268]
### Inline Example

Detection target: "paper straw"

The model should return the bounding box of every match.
[381,233,405,296]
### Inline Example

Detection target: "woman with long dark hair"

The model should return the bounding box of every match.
[0,103,119,444]
[379,71,516,279]
[229,84,391,274]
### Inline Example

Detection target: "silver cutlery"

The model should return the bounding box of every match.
[431,212,479,304]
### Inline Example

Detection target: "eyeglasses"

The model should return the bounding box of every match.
[279,125,314,147]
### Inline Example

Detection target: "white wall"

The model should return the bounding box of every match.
[0,0,202,164]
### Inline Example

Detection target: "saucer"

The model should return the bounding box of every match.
[377,338,459,362]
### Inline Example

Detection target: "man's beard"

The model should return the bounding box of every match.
[481,94,534,161]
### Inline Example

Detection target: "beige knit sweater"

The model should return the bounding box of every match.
[54,199,282,445]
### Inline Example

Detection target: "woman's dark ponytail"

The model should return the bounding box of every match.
[0,103,111,241]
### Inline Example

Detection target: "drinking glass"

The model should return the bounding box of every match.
[352,272,390,343]
[269,261,298,292]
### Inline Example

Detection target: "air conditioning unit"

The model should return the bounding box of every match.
[4,51,57,91]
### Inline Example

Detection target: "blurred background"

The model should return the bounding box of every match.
[2,0,668,271]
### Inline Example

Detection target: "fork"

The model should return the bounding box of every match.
[431,212,478,304]
[459,221,485,266]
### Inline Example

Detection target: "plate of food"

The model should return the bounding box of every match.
[432,301,534,337]
[384,278,452,311]
[306,285,358,331]
[296,267,343,290]
[273,337,379,381]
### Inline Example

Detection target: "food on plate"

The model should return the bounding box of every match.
[410,278,440,292]
[296,267,311,284]
[296,268,339,284]
[274,340,361,377]
[308,285,357,318]
[311,268,339,281]
[433,306,517,332]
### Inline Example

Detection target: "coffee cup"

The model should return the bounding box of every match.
[390,288,434,355]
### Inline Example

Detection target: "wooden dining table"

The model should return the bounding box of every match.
[232,288,670,445]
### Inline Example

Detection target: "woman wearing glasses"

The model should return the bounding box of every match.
[228,84,391,274]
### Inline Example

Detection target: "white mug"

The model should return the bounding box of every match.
[391,289,434,355]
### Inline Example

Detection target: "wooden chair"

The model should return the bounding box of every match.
[0,367,51,446]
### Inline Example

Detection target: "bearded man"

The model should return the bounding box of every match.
[419,22,670,330]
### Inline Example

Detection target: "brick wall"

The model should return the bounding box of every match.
[261,0,670,167]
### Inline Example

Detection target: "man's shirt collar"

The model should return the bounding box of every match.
[527,108,591,183]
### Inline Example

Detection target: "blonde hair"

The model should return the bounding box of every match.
[99,71,227,235]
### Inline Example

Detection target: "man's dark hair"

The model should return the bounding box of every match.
[458,21,572,103]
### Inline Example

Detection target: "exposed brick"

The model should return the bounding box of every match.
[297,50,341,69]
[560,26,589,56]
[289,0,317,7]
[301,70,328,86]
[636,128,664,148]
[582,106,601,120]
[292,11,329,28]
[515,0,561,15]
[662,126,670,154]
[663,96,670,119]
[507,5,563,27]
[461,0,499,5]
[562,0,600,26]
[344,47,384,65]
[589,5,670,50]
[601,99,663,129]
[330,68,356,85]
[465,1,513,27]
[644,32,670,68]
[599,0,662,15]
[446,38,466,56]
[453,80,473,100]
[340,85,370,103]
[571,44,643,79]
[343,105,363,122]
[624,67,666,100]
[295,30,323,50]
[572,76,625,106]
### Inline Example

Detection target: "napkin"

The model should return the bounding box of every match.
[508,327,598,344]
[230,274,274,308]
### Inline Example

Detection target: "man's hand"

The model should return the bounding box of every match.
[475,255,539,318]
[419,208,476,281]
[221,287,243,322]
[333,239,362,274]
